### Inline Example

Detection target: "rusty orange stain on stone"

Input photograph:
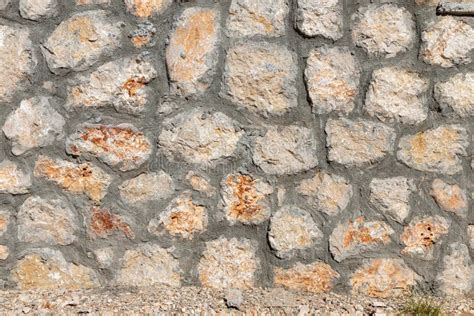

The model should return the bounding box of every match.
[121,77,146,96]
[129,0,168,18]
[274,262,339,293]
[131,35,150,47]
[90,207,134,239]
[226,174,263,222]
[342,217,391,248]
[66,16,98,45]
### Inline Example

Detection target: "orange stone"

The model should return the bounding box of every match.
[274,262,340,293]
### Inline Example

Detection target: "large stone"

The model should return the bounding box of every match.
[253,125,318,175]
[434,72,474,117]
[274,261,340,294]
[88,207,134,240]
[34,155,113,202]
[166,8,220,96]
[326,118,396,167]
[158,110,243,166]
[186,172,215,197]
[329,216,394,262]
[420,17,474,68]
[221,42,298,116]
[295,0,343,40]
[19,0,58,20]
[430,179,468,217]
[0,209,10,237]
[305,46,360,114]
[268,205,323,259]
[351,4,416,58]
[397,125,468,175]
[3,96,65,155]
[125,0,172,18]
[17,196,78,246]
[198,237,259,289]
[119,171,174,204]
[0,160,31,194]
[66,124,152,172]
[437,243,473,296]
[365,67,429,125]
[221,173,273,225]
[42,10,122,74]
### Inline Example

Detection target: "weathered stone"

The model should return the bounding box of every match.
[253,125,318,175]
[0,245,8,260]
[437,243,473,296]
[221,173,273,225]
[224,289,243,309]
[365,67,429,125]
[130,22,156,48]
[3,96,65,155]
[430,179,468,217]
[42,10,122,74]
[400,216,451,260]
[468,226,474,250]
[0,209,10,237]
[222,42,298,116]
[0,160,31,194]
[198,237,259,289]
[226,0,288,38]
[66,124,152,172]
[295,0,343,40]
[17,196,78,246]
[34,155,113,202]
[76,0,110,4]
[397,125,468,175]
[434,72,474,117]
[326,118,396,167]
[65,55,158,115]
[119,171,174,204]
[268,205,322,259]
[125,0,171,18]
[329,216,394,262]
[88,207,134,239]
[369,177,415,223]
[11,249,99,290]
[186,172,215,197]
[19,0,58,20]
[415,0,439,5]
[94,247,114,268]
[166,8,220,96]
[350,259,419,298]
[351,4,416,58]
[0,0,10,10]
[305,46,360,114]
[158,110,243,166]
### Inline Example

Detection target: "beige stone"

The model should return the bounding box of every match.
[0,209,10,237]
[434,72,474,117]
[76,0,110,4]
[437,243,473,296]
[296,0,343,40]
[125,0,172,18]
[0,160,31,194]
[119,171,174,204]
[468,226,474,250]
[19,0,58,20]
[430,179,468,217]
[186,172,215,197]
[0,245,8,260]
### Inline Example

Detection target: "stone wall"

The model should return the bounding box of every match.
[0,0,472,298]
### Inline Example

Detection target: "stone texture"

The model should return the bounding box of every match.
[0,245,8,260]
[186,172,215,197]
[430,179,468,217]
[0,0,10,10]
[88,207,134,240]
[397,125,469,175]
[329,217,394,262]
[221,173,273,225]
[326,118,396,167]
[420,17,474,68]
[400,216,451,260]
[119,171,174,204]
[198,237,259,289]
[125,0,171,18]
[19,0,58,20]
[295,0,343,40]
[66,124,152,172]
[130,22,156,48]
[0,209,10,237]
[274,261,340,294]
[268,205,322,259]
[166,8,220,97]
[0,160,31,194]
[437,243,473,296]
[221,42,298,116]
[253,125,318,175]
[305,46,360,114]
[434,72,474,117]
[351,4,416,58]
[468,226,474,250]
[42,10,122,74]
[3,96,65,155]
[76,0,109,4]
[365,67,429,125]
[94,247,114,268]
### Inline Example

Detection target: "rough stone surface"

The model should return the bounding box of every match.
[19,0,58,20]
[129,22,157,48]
[469,226,474,250]
[125,0,172,18]
[434,72,474,117]
[224,288,243,309]
[0,160,31,194]
[93,247,114,268]
[0,209,10,237]
[88,207,134,240]
[0,0,10,10]
[119,171,174,204]
[430,179,468,217]
[186,172,215,197]
[437,243,473,296]
[76,0,109,4]
[0,245,8,260]
[295,0,343,40]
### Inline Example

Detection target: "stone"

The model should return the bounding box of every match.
[34,155,113,202]
[369,177,415,223]
[351,4,416,58]
[225,0,289,38]
[0,0,10,10]
[295,0,343,40]
[416,0,439,5]
[397,125,468,175]
[268,205,323,259]
[221,173,273,225]
[76,0,110,4]
[224,289,243,309]
[66,123,153,172]
[0,160,31,194]
[93,247,114,268]
[0,245,8,260]
[329,216,394,262]
[0,209,10,237]
[186,172,215,197]
[420,17,474,68]
[350,259,419,298]
[130,22,157,48]
[434,72,474,117]
[198,237,259,289]
[326,118,396,167]
[437,243,473,296]
[3,96,65,155]
[88,207,134,240]
[221,42,298,116]
[19,0,58,20]
[274,261,340,294]
[305,46,360,114]
[400,216,451,260]
[365,67,429,125]
[17,196,78,246]
[125,0,172,18]
[430,179,468,217]
[11,249,99,290]
[166,8,220,97]
[119,171,174,204]
[42,10,122,74]
[65,54,158,115]
[468,226,474,250]
[0,24,37,103]
[158,110,243,166]
[296,171,352,216]
[253,125,318,175]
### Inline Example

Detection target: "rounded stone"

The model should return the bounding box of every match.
[186,172,215,197]
[0,160,31,194]
[295,0,343,40]
[88,207,134,240]
[436,243,473,296]
[434,72,474,117]
[0,245,8,260]
[119,171,174,204]
[19,0,58,20]
[430,179,468,218]
[0,209,10,237]
[125,0,172,18]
